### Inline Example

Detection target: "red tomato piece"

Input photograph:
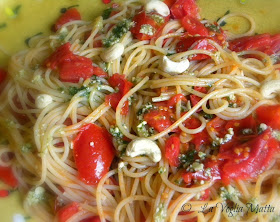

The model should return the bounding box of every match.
[164,0,177,8]
[167,94,187,108]
[176,37,216,60]
[256,105,280,130]
[45,43,100,83]
[165,136,181,167]
[229,34,280,55]
[45,42,73,70]
[170,0,200,19]
[102,0,111,4]
[199,188,210,201]
[0,68,7,84]
[54,8,81,32]
[131,11,169,41]
[181,16,209,36]
[144,110,174,132]
[0,190,9,198]
[207,117,227,138]
[189,86,207,111]
[182,159,221,185]
[73,124,115,185]
[59,56,95,83]
[219,129,279,184]
[105,74,133,115]
[183,116,210,149]
[225,115,257,136]
[0,166,18,188]
[57,202,80,222]
[81,216,101,222]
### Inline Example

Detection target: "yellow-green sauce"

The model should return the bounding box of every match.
[0,0,279,221]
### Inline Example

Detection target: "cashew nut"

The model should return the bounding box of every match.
[101,43,124,62]
[260,80,280,99]
[35,94,53,109]
[126,138,162,162]
[145,1,170,17]
[161,56,190,75]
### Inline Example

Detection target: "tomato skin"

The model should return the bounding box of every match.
[183,116,210,149]
[105,74,133,115]
[189,86,207,111]
[164,0,177,8]
[54,8,81,32]
[144,110,174,132]
[256,105,280,130]
[45,43,73,70]
[102,0,111,4]
[181,16,208,36]
[45,43,100,83]
[167,94,187,108]
[73,124,115,185]
[229,34,280,55]
[0,68,7,84]
[92,66,108,78]
[182,159,221,185]
[207,117,227,138]
[0,166,18,188]
[176,37,216,60]
[219,129,279,184]
[170,0,200,19]
[225,115,257,136]
[165,136,181,167]
[131,11,169,41]
[57,202,79,222]
[0,190,9,198]
[59,56,95,83]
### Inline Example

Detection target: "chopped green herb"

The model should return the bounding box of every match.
[139,24,155,36]
[60,5,79,13]
[220,21,227,27]
[25,32,43,47]
[5,5,22,18]
[0,23,7,30]
[166,52,175,56]
[158,167,167,174]
[24,216,32,220]
[102,8,113,19]
[21,143,33,153]
[240,0,247,4]
[179,150,197,169]
[219,185,240,200]
[216,10,230,22]
[205,23,221,33]
[26,187,47,205]
[201,111,214,120]
[136,121,150,137]
[155,203,167,222]
[225,10,230,15]
[150,14,164,24]
[102,19,134,48]
[137,102,156,121]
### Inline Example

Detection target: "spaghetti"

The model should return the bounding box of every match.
[0,0,280,221]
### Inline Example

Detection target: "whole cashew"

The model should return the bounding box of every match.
[260,80,280,99]
[126,138,162,162]
[161,56,190,75]
[145,1,170,17]
[101,43,125,62]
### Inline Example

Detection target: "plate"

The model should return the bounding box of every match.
[0,0,279,221]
